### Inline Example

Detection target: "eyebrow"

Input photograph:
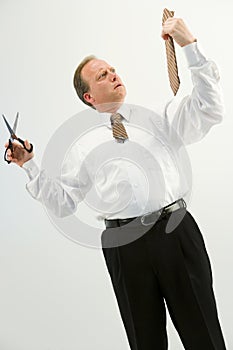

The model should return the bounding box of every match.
[95,66,115,80]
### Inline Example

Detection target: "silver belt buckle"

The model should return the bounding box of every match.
[140,199,186,226]
[141,210,162,226]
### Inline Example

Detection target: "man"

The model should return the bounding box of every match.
[5,16,227,350]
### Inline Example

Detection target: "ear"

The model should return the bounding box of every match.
[83,92,95,104]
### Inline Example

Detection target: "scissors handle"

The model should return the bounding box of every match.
[4,138,33,164]
[17,138,33,153]
[4,139,13,164]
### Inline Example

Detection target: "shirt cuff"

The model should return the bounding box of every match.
[182,41,207,68]
[22,158,40,180]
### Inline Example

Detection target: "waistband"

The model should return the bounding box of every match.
[104,198,186,228]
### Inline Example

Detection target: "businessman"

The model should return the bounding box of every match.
[5,16,227,350]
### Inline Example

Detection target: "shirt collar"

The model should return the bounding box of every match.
[97,103,131,127]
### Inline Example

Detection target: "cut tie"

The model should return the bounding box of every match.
[110,113,129,143]
[162,8,180,96]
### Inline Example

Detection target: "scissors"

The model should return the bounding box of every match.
[2,112,33,164]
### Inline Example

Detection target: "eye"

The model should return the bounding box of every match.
[98,71,107,80]
[110,67,116,73]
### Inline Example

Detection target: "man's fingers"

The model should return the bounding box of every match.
[24,139,30,149]
[6,153,12,161]
[163,17,175,25]
[3,138,33,166]
[5,139,31,149]
[161,17,195,47]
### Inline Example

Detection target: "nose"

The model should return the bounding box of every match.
[109,69,117,81]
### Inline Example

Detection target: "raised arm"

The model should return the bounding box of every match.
[162,17,224,144]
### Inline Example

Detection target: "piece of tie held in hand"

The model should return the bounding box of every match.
[162,8,180,96]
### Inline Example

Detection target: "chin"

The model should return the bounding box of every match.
[117,89,127,100]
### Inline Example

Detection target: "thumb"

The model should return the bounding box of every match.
[161,33,169,40]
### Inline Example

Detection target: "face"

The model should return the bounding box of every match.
[82,59,126,112]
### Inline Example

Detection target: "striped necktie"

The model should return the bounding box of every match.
[162,8,180,96]
[110,113,129,143]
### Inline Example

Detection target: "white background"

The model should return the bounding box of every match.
[0,0,232,349]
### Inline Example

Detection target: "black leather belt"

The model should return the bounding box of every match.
[104,198,186,228]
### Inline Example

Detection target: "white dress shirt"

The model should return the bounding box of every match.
[23,42,224,223]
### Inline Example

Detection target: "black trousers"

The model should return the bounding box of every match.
[101,209,226,350]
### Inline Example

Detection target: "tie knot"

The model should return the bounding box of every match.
[110,113,122,125]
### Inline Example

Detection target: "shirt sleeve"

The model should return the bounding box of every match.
[164,41,225,145]
[22,143,92,218]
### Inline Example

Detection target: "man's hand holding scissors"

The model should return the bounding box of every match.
[3,113,34,167]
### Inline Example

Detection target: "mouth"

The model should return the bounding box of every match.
[114,84,123,89]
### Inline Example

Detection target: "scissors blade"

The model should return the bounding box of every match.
[12,112,19,134]
[2,114,17,139]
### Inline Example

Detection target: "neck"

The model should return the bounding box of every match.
[95,101,124,114]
